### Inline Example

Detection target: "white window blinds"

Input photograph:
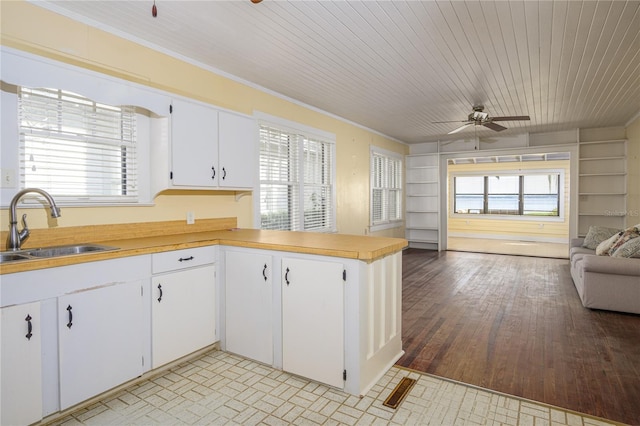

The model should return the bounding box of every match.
[259,124,335,232]
[18,87,137,203]
[303,137,334,231]
[371,148,403,226]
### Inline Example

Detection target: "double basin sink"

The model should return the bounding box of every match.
[0,244,118,263]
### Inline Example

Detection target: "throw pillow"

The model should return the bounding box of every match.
[611,236,640,258]
[608,225,640,256]
[596,232,622,256]
[582,226,620,249]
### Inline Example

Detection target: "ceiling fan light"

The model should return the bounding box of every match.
[471,111,488,121]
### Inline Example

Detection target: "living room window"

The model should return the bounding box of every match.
[18,87,138,204]
[258,123,336,232]
[454,173,560,216]
[370,147,403,230]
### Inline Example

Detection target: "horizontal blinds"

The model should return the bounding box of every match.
[371,151,403,224]
[18,87,137,202]
[371,154,385,223]
[259,124,335,232]
[303,137,334,232]
[259,125,300,230]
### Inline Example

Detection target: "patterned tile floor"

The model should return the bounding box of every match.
[46,349,619,426]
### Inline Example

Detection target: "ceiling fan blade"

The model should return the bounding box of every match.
[491,115,530,121]
[482,122,507,132]
[448,123,474,134]
[432,120,468,124]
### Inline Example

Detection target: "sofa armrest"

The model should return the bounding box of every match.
[571,238,585,248]
[583,255,640,276]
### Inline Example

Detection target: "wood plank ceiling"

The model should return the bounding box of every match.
[40,0,640,144]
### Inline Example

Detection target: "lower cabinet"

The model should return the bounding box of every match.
[58,280,145,410]
[225,250,273,365]
[151,247,216,368]
[281,257,345,389]
[1,301,43,426]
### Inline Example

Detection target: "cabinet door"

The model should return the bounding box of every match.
[58,280,144,410]
[1,302,43,426]
[171,98,219,187]
[225,251,273,364]
[282,257,344,388]
[151,265,216,368]
[218,111,256,188]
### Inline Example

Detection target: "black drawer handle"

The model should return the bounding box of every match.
[211,166,216,180]
[222,167,227,180]
[179,256,194,262]
[25,314,33,340]
[263,264,267,281]
[158,284,163,302]
[285,267,290,286]
[66,305,73,329]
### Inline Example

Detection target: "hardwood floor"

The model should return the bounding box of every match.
[397,248,640,425]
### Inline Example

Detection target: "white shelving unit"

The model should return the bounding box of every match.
[405,152,439,250]
[578,130,627,236]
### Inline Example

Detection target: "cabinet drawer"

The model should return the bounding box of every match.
[152,246,215,274]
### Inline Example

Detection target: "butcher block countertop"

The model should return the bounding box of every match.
[0,218,408,274]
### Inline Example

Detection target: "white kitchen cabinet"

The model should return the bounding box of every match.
[1,301,43,426]
[281,257,344,389]
[160,98,256,191]
[151,247,216,368]
[225,249,273,365]
[1,255,151,418]
[170,98,219,187]
[58,280,144,410]
[218,110,257,189]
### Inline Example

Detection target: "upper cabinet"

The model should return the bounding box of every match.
[218,111,257,188]
[152,98,257,194]
[170,98,219,187]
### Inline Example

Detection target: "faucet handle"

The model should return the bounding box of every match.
[19,213,30,243]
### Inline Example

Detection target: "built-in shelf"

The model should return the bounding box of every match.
[405,153,440,250]
[577,132,627,236]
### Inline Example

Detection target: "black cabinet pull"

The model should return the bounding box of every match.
[157,284,163,303]
[178,256,194,262]
[285,267,290,286]
[222,167,227,180]
[263,264,267,281]
[25,314,33,340]
[211,166,216,180]
[66,305,73,329]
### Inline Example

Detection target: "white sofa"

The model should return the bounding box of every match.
[569,238,640,314]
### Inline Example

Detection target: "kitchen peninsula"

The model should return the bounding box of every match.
[0,218,407,425]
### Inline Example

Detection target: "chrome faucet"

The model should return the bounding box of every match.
[7,188,61,251]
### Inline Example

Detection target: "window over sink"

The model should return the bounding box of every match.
[18,87,139,204]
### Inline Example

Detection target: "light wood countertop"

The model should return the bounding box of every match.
[0,220,407,274]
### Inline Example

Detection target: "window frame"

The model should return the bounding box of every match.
[256,113,337,233]
[1,47,170,207]
[18,86,139,205]
[370,146,404,232]
[451,169,564,221]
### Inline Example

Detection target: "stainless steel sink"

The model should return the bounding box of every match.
[0,244,118,263]
[0,252,32,263]
[25,244,117,258]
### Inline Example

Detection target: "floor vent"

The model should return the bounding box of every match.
[382,376,416,409]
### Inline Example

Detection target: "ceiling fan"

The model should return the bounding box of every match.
[436,105,530,135]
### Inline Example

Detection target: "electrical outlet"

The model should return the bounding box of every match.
[1,169,16,188]
[186,211,195,225]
